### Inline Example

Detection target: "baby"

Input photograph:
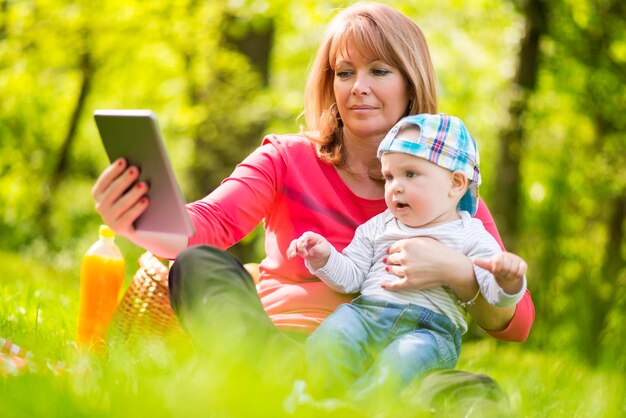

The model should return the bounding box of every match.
[287,113,527,400]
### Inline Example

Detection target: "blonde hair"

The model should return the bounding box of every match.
[303,3,438,167]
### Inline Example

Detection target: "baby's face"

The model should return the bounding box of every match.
[381,151,459,228]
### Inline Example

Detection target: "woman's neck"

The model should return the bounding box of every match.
[336,130,385,199]
[343,130,383,174]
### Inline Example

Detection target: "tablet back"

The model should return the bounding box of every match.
[94,110,194,236]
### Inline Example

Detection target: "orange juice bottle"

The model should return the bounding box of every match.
[76,225,125,351]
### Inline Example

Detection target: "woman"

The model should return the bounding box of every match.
[92,1,533,383]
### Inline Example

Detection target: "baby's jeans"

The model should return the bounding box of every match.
[306,294,461,401]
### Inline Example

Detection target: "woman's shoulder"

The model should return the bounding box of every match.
[260,133,318,162]
[262,133,315,149]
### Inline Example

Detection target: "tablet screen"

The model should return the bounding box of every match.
[94,110,194,237]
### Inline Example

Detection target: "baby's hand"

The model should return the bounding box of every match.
[473,252,527,294]
[286,231,331,270]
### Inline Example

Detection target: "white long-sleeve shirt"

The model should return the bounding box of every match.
[307,210,526,333]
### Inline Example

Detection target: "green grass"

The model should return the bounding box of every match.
[1,250,625,418]
[457,342,625,417]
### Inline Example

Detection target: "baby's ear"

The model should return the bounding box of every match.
[450,171,468,197]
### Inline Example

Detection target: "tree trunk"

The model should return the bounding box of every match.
[598,192,626,368]
[183,11,275,264]
[492,0,547,251]
[569,0,626,366]
[602,194,626,294]
[585,192,626,364]
[0,0,8,40]
[585,114,625,365]
[39,50,94,240]
[220,14,274,263]
[222,13,274,86]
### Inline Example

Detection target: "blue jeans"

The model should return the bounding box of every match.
[306,295,461,400]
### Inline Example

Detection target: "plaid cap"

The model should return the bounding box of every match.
[377,113,481,215]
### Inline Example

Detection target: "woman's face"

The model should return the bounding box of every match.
[333,43,410,143]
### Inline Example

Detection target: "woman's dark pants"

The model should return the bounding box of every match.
[168,245,303,379]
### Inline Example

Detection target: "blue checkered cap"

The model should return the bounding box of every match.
[377,113,481,215]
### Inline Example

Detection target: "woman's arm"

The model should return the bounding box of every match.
[185,142,282,249]
[384,199,535,342]
[473,199,534,341]
[93,138,286,259]
[384,240,533,341]
[471,289,534,342]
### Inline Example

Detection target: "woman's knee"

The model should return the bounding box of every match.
[168,245,254,315]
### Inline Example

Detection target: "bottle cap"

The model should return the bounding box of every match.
[99,225,115,239]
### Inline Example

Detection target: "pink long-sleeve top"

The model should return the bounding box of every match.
[187,134,534,341]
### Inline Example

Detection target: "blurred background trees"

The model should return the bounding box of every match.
[0,0,624,371]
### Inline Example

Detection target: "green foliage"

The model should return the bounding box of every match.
[0,252,77,360]
[458,341,625,417]
[516,0,626,368]
[0,1,625,413]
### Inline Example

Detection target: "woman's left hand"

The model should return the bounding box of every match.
[382,236,478,301]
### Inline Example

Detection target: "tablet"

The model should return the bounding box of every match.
[94,109,194,237]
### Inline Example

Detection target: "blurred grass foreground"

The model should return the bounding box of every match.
[1,251,624,418]
[1,0,626,416]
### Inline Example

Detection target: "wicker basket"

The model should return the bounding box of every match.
[110,252,187,344]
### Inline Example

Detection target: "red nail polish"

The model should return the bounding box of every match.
[140,198,147,205]
[128,168,135,176]
[383,258,387,264]
[136,182,143,190]
[385,266,390,272]
[117,159,124,167]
